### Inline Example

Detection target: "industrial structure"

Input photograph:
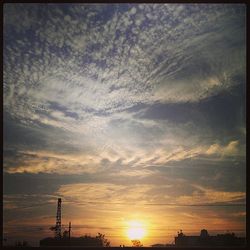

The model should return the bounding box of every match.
[49,198,63,238]
[175,229,246,247]
[40,198,104,247]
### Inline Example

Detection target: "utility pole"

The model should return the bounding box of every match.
[69,222,71,239]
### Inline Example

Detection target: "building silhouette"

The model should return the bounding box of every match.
[175,229,246,247]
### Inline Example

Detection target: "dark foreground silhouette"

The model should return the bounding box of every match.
[174,229,245,247]
[3,242,248,249]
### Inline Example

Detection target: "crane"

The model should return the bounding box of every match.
[50,198,62,238]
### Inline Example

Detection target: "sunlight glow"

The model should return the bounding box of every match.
[127,221,146,240]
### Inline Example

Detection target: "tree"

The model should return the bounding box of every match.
[63,230,69,238]
[131,239,143,247]
[96,233,111,247]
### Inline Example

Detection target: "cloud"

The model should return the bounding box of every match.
[206,140,240,156]
[3,4,246,176]
[4,5,246,150]
[56,183,156,206]
[4,150,102,174]
[176,185,245,205]
[3,113,244,174]
[4,4,245,124]
[55,182,245,208]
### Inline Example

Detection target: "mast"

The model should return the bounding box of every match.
[69,222,71,239]
[55,198,62,238]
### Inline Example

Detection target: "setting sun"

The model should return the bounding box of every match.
[127,221,146,240]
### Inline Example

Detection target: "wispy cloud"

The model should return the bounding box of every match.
[4,4,245,124]
[176,185,245,205]
[4,138,243,174]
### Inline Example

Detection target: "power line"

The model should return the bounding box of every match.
[74,201,246,207]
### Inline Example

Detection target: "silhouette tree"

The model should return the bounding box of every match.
[96,232,111,247]
[131,239,143,247]
[62,230,69,238]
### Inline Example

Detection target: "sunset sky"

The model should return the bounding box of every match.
[3,3,246,246]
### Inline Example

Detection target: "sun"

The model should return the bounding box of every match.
[127,221,146,240]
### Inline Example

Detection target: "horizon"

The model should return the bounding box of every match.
[3,3,246,247]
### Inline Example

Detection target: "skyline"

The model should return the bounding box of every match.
[3,3,246,246]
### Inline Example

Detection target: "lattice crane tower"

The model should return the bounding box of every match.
[55,198,62,238]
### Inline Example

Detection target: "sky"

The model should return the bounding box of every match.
[3,3,246,247]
